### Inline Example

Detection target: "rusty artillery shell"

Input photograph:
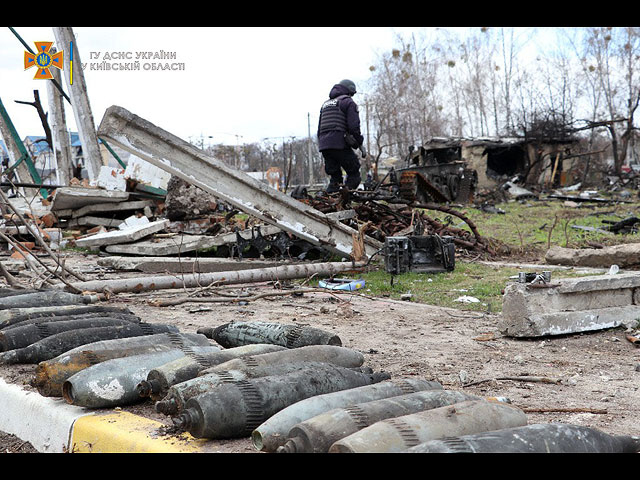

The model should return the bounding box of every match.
[33,332,212,397]
[198,320,341,348]
[403,423,640,453]
[62,346,220,408]
[0,290,99,310]
[276,389,482,453]
[329,398,530,453]
[171,363,391,439]
[0,316,141,351]
[197,345,365,378]
[252,378,444,452]
[138,343,286,401]
[0,323,179,365]
[0,305,133,329]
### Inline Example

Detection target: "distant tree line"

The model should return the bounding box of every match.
[364,27,640,177]
[197,27,640,186]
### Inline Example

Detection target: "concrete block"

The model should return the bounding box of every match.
[501,272,640,337]
[51,187,129,211]
[96,166,127,191]
[124,155,171,191]
[546,243,640,268]
[75,219,169,248]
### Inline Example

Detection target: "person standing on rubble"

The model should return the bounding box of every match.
[317,79,365,193]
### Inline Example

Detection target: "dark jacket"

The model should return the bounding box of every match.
[317,83,364,151]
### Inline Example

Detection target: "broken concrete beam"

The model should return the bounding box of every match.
[500,272,640,337]
[503,306,640,337]
[71,200,154,219]
[97,106,381,258]
[545,244,640,269]
[97,256,295,274]
[51,187,129,211]
[68,216,123,228]
[64,261,363,294]
[104,225,282,256]
[74,219,169,248]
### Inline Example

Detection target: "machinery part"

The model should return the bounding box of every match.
[384,235,455,275]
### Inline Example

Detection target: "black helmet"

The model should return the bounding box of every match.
[339,79,357,95]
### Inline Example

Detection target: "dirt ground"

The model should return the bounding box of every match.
[1,252,639,453]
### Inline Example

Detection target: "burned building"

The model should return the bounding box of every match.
[414,136,579,189]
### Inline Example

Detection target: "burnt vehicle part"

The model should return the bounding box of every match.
[395,145,478,204]
[384,235,455,275]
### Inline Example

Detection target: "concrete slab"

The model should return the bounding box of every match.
[74,219,169,248]
[68,216,123,228]
[71,200,154,219]
[501,305,640,337]
[51,187,129,211]
[546,244,640,268]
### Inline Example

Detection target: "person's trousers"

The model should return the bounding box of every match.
[321,148,361,191]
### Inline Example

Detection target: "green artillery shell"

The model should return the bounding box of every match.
[330,398,529,453]
[403,423,640,453]
[277,389,482,453]
[199,321,341,348]
[0,316,140,351]
[197,345,365,378]
[139,343,286,401]
[62,346,219,408]
[33,332,212,397]
[0,305,133,329]
[0,323,179,364]
[171,363,391,439]
[252,378,444,452]
[0,290,99,310]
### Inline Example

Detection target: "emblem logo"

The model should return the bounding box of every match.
[24,41,64,80]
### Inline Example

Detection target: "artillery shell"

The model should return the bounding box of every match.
[277,389,481,453]
[138,343,286,401]
[0,323,179,364]
[403,423,640,453]
[199,320,341,348]
[252,378,443,452]
[171,363,391,439]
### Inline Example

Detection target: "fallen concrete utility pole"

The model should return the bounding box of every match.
[63,261,363,295]
[52,27,103,181]
[97,106,381,259]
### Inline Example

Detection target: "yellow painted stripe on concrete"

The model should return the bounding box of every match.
[69,410,208,453]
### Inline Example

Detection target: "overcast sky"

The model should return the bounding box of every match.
[0,26,426,148]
